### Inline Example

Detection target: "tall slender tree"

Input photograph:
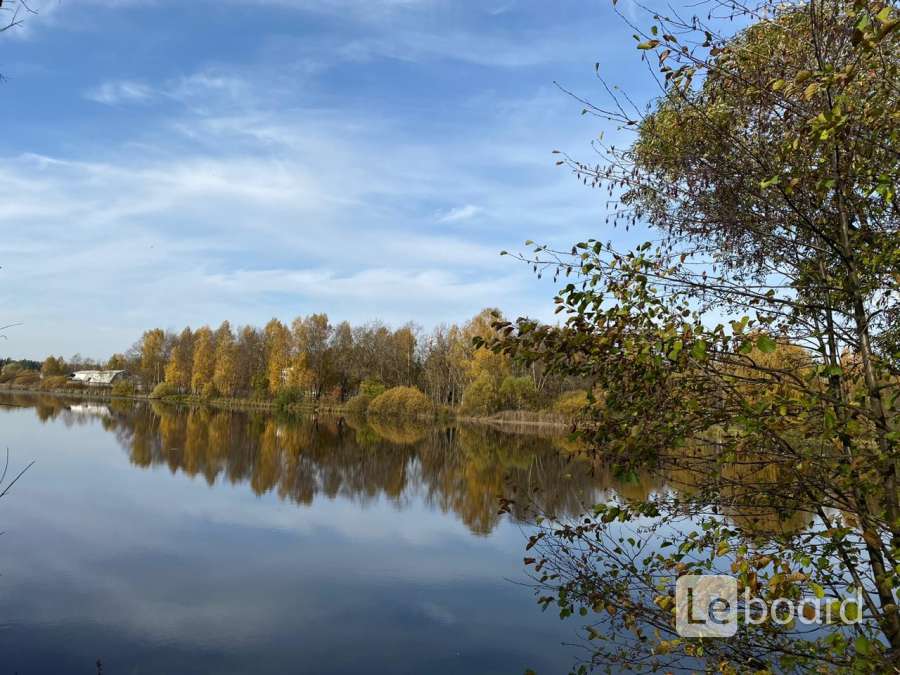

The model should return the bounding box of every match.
[191,326,215,394]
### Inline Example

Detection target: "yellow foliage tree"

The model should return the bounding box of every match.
[41,355,67,377]
[164,343,189,392]
[191,327,215,394]
[286,352,314,392]
[213,321,238,397]
[461,308,510,387]
[106,353,127,370]
[264,318,291,395]
[139,328,166,385]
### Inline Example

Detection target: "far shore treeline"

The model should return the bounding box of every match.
[0,309,588,418]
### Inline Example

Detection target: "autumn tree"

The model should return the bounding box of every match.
[264,318,291,395]
[164,327,193,392]
[106,353,127,371]
[40,355,67,377]
[139,328,167,386]
[292,314,333,399]
[460,309,510,414]
[421,324,467,406]
[352,321,393,384]
[389,324,419,387]
[236,325,266,396]
[191,326,215,394]
[489,0,900,669]
[212,321,238,397]
[331,320,356,400]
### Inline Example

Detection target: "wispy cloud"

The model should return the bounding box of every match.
[84,79,155,105]
[85,70,256,108]
[437,204,483,224]
[332,25,597,68]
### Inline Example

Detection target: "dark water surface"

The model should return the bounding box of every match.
[0,394,608,674]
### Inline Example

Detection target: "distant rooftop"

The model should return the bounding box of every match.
[70,370,129,385]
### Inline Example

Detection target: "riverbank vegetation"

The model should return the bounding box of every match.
[0,310,588,423]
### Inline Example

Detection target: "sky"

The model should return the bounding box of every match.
[0,0,658,360]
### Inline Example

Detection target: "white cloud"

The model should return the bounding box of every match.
[437,204,483,223]
[336,29,590,68]
[85,79,155,105]
[85,69,257,109]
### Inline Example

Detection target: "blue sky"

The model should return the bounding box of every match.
[0,0,657,360]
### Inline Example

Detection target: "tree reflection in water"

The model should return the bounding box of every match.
[6,394,632,535]
[3,394,806,540]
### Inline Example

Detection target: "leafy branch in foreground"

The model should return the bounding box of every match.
[485,0,900,671]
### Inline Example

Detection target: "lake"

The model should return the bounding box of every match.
[0,393,622,674]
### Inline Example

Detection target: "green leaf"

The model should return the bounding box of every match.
[668,339,683,360]
[637,39,660,50]
[756,335,777,353]
[691,340,707,360]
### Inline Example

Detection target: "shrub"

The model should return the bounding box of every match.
[111,380,135,397]
[14,371,41,387]
[250,372,269,400]
[149,382,177,399]
[358,378,386,399]
[201,382,218,400]
[274,387,305,411]
[345,393,373,416]
[498,375,538,410]
[368,386,432,418]
[460,373,501,416]
[553,389,589,417]
[0,362,23,382]
[40,375,70,390]
[41,356,67,377]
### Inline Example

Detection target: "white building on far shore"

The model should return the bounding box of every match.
[69,370,131,387]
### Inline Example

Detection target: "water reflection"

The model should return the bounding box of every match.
[1,393,810,537]
[2,394,613,535]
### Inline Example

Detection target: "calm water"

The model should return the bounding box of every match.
[0,393,614,674]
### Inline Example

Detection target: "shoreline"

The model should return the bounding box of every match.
[0,385,571,429]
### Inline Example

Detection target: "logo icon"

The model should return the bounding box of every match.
[675,575,738,637]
